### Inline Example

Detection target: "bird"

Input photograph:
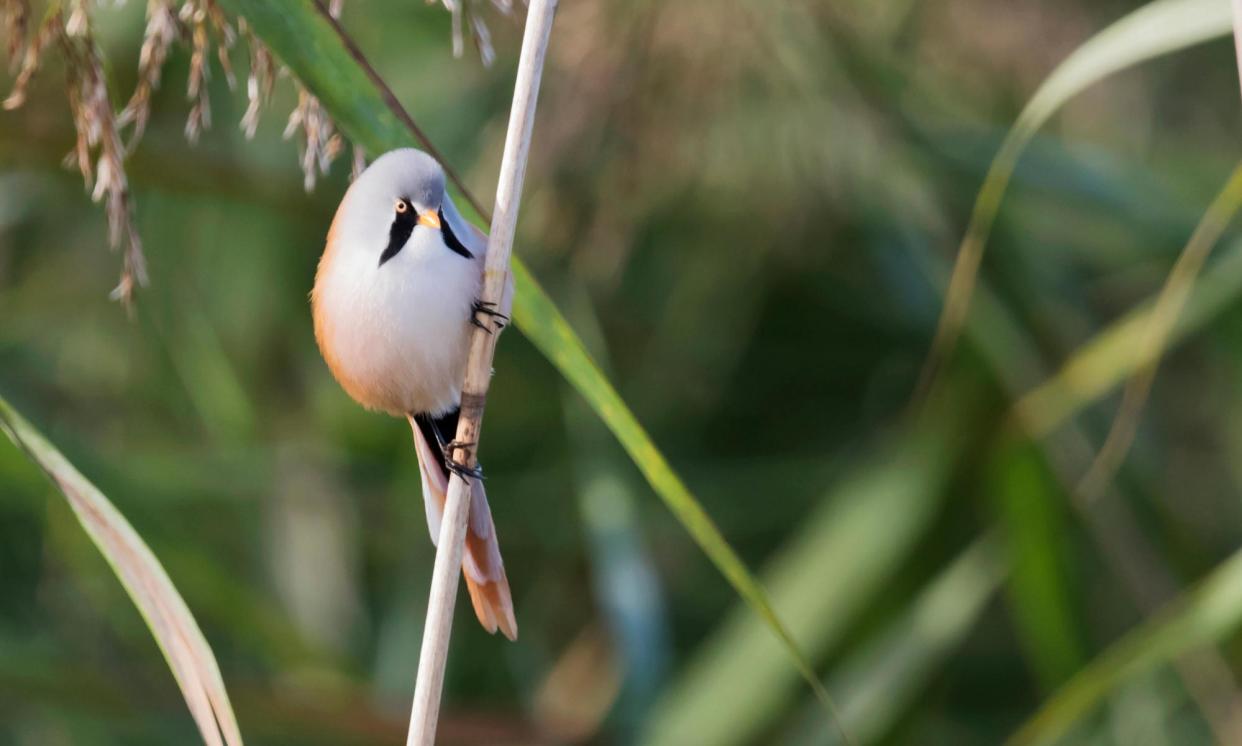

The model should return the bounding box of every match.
[311,148,517,641]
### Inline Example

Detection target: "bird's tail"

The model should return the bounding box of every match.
[408,414,517,640]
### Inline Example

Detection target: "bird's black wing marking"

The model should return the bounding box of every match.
[413,408,462,478]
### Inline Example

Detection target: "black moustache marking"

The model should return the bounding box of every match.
[379,201,417,266]
[439,209,473,260]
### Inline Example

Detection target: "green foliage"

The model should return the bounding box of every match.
[817,535,1008,746]
[215,0,839,719]
[990,438,1084,691]
[644,383,980,746]
[5,0,1242,743]
[1009,545,1242,745]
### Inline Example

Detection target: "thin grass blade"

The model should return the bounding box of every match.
[1073,162,1242,499]
[1014,234,1242,439]
[1007,543,1242,746]
[643,379,983,746]
[917,0,1232,398]
[797,535,1006,746]
[511,261,848,735]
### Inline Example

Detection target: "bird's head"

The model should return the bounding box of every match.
[326,148,474,268]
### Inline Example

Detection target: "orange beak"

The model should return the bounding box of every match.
[418,211,442,230]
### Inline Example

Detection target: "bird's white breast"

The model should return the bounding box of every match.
[313,228,480,417]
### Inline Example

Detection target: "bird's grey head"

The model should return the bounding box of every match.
[359,148,446,212]
[333,148,457,267]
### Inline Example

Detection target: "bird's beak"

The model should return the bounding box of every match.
[418,212,442,230]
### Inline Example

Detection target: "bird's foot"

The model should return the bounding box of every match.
[444,440,484,481]
[445,457,485,481]
[471,299,509,334]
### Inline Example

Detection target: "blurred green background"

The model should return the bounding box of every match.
[4,0,1242,743]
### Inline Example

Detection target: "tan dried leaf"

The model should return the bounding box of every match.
[239,25,274,138]
[3,10,57,110]
[117,0,180,148]
[2,0,29,69]
[0,399,244,746]
[57,13,150,305]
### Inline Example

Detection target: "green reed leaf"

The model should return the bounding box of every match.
[1008,544,1242,745]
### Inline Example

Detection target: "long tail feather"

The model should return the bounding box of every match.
[409,414,517,640]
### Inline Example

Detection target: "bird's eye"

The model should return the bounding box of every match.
[394,199,409,214]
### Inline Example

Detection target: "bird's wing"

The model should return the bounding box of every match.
[408,414,518,640]
[411,415,446,542]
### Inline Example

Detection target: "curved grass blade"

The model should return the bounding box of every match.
[643,380,980,746]
[1007,543,1242,746]
[1013,234,1242,439]
[0,396,243,746]
[1073,161,1242,499]
[799,535,1005,746]
[916,0,1232,399]
[518,261,854,737]
[906,203,1242,743]
[211,0,847,730]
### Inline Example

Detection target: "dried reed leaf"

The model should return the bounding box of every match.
[54,8,151,305]
[5,0,509,312]
[64,0,88,37]
[283,86,339,191]
[2,0,29,69]
[206,0,236,88]
[0,397,244,746]
[183,0,212,143]
[238,22,274,138]
[431,0,518,66]
[3,9,57,110]
[117,0,180,147]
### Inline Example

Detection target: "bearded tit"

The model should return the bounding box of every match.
[311,148,517,640]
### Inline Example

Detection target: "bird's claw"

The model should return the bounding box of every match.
[471,299,508,334]
[445,440,484,481]
[445,456,485,481]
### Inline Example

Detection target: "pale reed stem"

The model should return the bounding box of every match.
[406,1,558,744]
